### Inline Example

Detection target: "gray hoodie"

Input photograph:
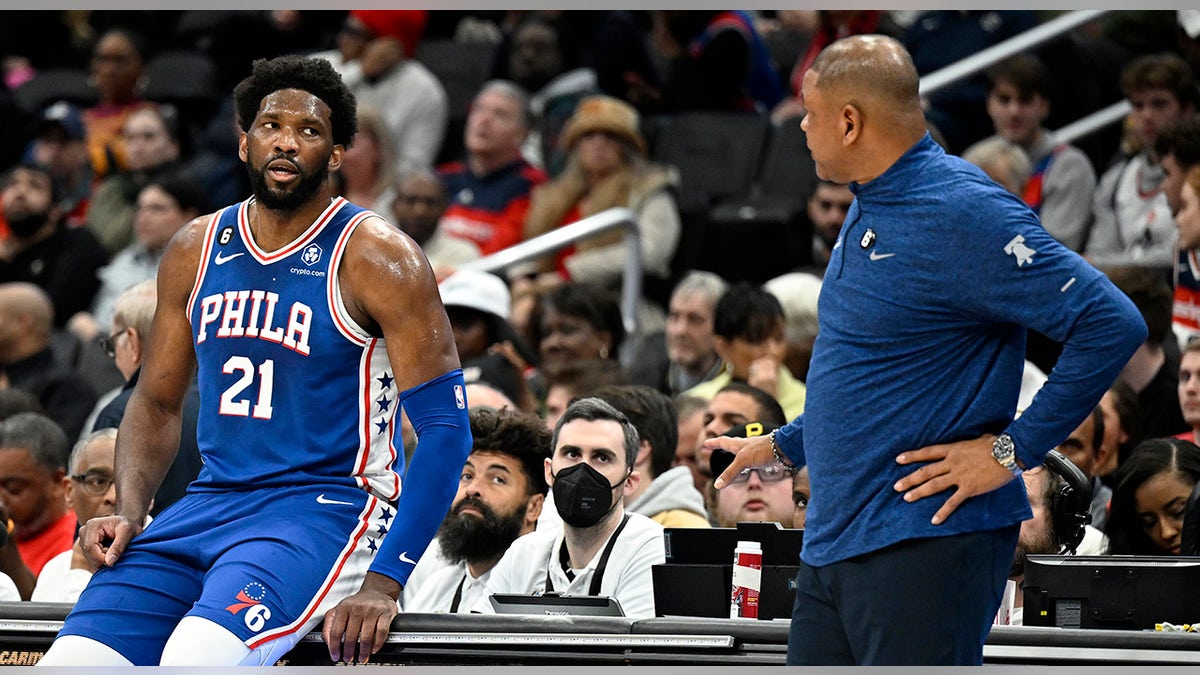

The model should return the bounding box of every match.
[627,465,708,521]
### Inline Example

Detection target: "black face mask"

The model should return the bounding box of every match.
[551,462,625,528]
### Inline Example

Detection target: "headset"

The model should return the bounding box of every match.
[1041,449,1093,554]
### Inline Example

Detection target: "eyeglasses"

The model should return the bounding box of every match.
[99,329,127,358]
[727,463,793,485]
[70,470,115,496]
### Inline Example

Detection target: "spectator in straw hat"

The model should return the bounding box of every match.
[522,95,680,290]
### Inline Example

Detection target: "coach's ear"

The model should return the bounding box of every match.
[840,104,862,147]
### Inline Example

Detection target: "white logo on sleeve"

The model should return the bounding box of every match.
[214,251,244,265]
[399,551,417,565]
[868,251,895,261]
[1003,235,1036,267]
[316,494,353,506]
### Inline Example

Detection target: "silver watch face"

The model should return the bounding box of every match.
[993,434,1015,463]
[993,432,1012,458]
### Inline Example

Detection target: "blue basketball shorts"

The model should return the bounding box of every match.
[56,482,397,665]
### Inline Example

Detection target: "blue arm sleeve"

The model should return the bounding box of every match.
[775,416,805,468]
[369,369,471,587]
[951,190,1146,469]
[1007,277,1145,468]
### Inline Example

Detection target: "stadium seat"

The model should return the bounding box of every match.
[11,69,95,114]
[417,38,498,164]
[143,50,219,104]
[671,117,817,285]
[651,110,770,216]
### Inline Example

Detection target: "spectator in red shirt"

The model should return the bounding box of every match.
[437,81,547,255]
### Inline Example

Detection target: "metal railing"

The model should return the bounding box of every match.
[1055,99,1132,146]
[918,10,1110,96]
[458,207,642,350]
[918,9,1126,144]
[457,12,1129,350]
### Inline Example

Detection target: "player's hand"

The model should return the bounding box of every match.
[80,514,143,568]
[322,572,401,664]
[893,434,1017,525]
[705,434,775,490]
[70,539,99,572]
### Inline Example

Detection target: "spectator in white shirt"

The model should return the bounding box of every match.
[312,11,448,174]
[476,397,665,618]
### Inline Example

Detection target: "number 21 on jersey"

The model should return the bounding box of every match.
[220,356,275,419]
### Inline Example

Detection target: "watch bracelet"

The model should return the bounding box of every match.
[770,429,798,471]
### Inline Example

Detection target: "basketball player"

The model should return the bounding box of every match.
[37,56,471,666]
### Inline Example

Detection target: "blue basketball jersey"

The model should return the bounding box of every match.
[187,197,401,500]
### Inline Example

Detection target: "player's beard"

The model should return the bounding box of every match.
[245,152,329,212]
[437,496,525,565]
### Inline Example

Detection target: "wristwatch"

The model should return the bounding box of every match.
[992,433,1019,474]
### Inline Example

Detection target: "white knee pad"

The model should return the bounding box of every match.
[37,635,133,666]
[159,616,253,665]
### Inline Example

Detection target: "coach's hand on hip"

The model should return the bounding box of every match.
[893,434,1017,525]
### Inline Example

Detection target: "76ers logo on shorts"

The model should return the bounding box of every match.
[225,582,272,632]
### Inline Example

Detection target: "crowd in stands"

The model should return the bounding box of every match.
[2,9,1200,623]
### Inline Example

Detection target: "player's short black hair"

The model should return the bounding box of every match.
[232,55,358,148]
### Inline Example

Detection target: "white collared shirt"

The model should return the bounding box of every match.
[473,513,665,618]
[405,561,491,614]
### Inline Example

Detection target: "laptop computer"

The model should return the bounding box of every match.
[489,593,625,617]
